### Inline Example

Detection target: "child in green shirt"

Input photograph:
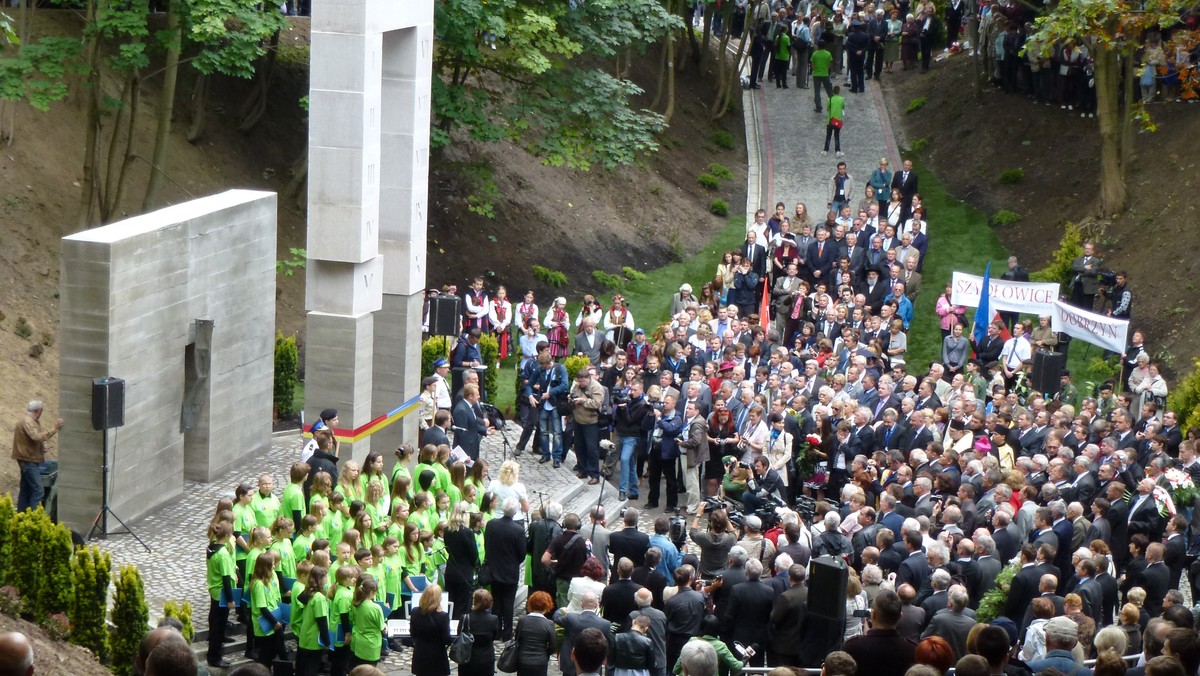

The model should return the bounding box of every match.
[281,462,310,535]
[295,563,331,675]
[349,575,387,665]
[330,565,358,676]
[293,515,319,563]
[290,560,312,647]
[811,42,835,112]
[269,518,298,599]
[243,527,272,593]
[824,86,847,155]
[205,522,237,668]
[248,553,284,665]
[250,474,280,530]
[231,484,256,582]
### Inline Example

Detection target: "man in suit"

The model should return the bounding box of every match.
[921,586,976,660]
[841,232,868,282]
[967,534,1003,609]
[890,159,919,220]
[1072,558,1105,628]
[769,564,820,667]
[573,317,603,365]
[723,559,775,667]
[906,418,934,455]
[422,409,453,448]
[452,383,490,460]
[1093,552,1120,627]
[601,558,645,627]
[744,230,768,278]
[1069,241,1103,311]
[553,593,613,676]
[1164,515,1188,589]
[608,508,651,582]
[1127,479,1165,542]
[1069,457,1099,510]
[919,570,952,631]
[1005,545,1043,629]
[1142,542,1171,618]
[895,530,930,592]
[843,590,917,676]
[664,566,706,671]
[859,258,889,310]
[806,226,837,284]
[1050,503,1075,584]
[485,498,530,640]
[771,262,805,326]
[912,478,936,518]
[1020,574,1066,635]
[972,322,1004,365]
[992,511,1020,566]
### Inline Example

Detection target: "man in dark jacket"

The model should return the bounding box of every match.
[609,508,651,582]
[609,380,650,501]
[770,564,824,667]
[845,20,871,93]
[843,590,916,676]
[601,558,645,627]
[484,498,528,641]
[553,593,613,676]
[527,502,563,600]
[723,559,775,667]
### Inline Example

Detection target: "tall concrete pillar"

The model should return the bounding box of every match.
[306,1,433,461]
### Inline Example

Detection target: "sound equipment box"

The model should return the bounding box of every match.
[428,294,462,337]
[1031,350,1066,397]
[91,377,126,430]
[808,555,849,620]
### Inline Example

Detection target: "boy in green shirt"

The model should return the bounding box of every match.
[250,474,280,530]
[824,86,846,156]
[810,39,834,112]
[205,522,237,669]
[281,462,309,536]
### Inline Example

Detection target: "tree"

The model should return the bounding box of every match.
[69,546,111,662]
[110,564,149,676]
[0,7,80,143]
[433,0,680,170]
[34,524,74,623]
[1031,0,1188,217]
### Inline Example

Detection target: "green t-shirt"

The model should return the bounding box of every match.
[207,544,236,602]
[250,491,280,530]
[775,33,791,60]
[281,483,307,523]
[350,601,386,662]
[413,463,438,493]
[308,492,329,513]
[291,581,308,641]
[331,585,354,647]
[382,553,403,601]
[298,591,330,651]
[432,463,453,497]
[232,503,256,560]
[323,511,345,543]
[271,540,297,579]
[828,95,846,122]
[292,532,315,563]
[244,548,265,591]
[811,48,833,77]
[250,579,281,637]
[391,462,411,486]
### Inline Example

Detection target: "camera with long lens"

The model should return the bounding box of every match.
[611,389,631,406]
[703,496,728,512]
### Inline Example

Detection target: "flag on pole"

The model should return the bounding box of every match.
[972,262,992,344]
[759,280,771,330]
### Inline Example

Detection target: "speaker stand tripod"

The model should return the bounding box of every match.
[85,428,151,552]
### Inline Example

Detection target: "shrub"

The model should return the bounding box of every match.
[13,317,31,339]
[621,266,646,282]
[696,173,720,190]
[274,332,299,419]
[991,210,1023,226]
[1168,359,1200,431]
[706,162,734,180]
[27,344,43,359]
[709,200,730,217]
[162,600,195,642]
[531,265,567,288]
[41,612,71,641]
[999,168,1024,184]
[909,139,929,154]
[35,524,74,623]
[70,546,111,662]
[0,493,13,577]
[591,270,624,290]
[110,564,149,676]
[40,333,53,347]
[1029,222,1083,286]
[906,97,927,113]
[0,586,22,617]
[710,129,735,149]
[562,355,592,381]
[478,333,500,405]
[976,562,1019,624]
[6,509,49,603]
[422,336,451,379]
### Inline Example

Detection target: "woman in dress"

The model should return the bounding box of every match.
[858,185,877,216]
[514,592,558,676]
[543,297,571,359]
[458,589,500,676]
[901,14,920,70]
[884,9,902,71]
[516,290,539,336]
[488,286,513,360]
[410,584,452,676]
[605,295,636,346]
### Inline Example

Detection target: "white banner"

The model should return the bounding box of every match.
[950,271,1060,314]
[1051,300,1129,353]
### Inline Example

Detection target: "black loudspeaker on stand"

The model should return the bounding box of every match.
[428,294,462,337]
[86,377,151,552]
[1031,351,1066,397]
[808,555,849,620]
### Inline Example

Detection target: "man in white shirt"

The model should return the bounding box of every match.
[999,322,1032,382]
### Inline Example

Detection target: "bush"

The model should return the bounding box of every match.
[709,200,730,217]
[162,600,195,642]
[991,210,1023,226]
[976,562,1019,624]
[27,344,43,359]
[478,333,499,405]
[41,612,70,641]
[531,265,567,288]
[40,333,53,347]
[906,97,927,113]
[35,524,74,623]
[706,163,733,180]
[0,586,22,617]
[13,317,31,339]
[999,168,1024,184]
[909,138,929,154]
[1168,359,1200,431]
[422,336,451,379]
[710,129,735,149]
[591,270,624,290]
[621,266,646,282]
[1029,222,1083,285]
[110,564,149,676]
[562,355,592,381]
[274,332,299,419]
[0,494,13,579]
[696,173,720,190]
[6,509,49,604]
[70,546,111,662]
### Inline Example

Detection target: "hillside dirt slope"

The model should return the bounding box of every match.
[881,55,1200,374]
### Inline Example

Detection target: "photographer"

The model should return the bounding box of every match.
[828,420,861,499]
[609,379,649,502]
[742,456,785,512]
[690,501,738,577]
[646,394,684,512]
[570,369,606,485]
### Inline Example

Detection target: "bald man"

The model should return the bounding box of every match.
[554,592,613,676]
[135,627,189,676]
[0,632,34,676]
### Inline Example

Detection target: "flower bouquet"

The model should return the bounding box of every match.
[1164,468,1198,515]
[792,431,827,488]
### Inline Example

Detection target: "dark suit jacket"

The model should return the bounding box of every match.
[1096,572,1120,626]
[609,527,651,576]
[452,398,488,459]
[806,239,837,282]
[891,169,919,200]
[896,551,931,592]
[843,628,917,676]
[1006,565,1042,629]
[483,516,527,584]
[1074,577,1105,627]
[967,556,1003,609]
[1141,562,1170,618]
[554,609,613,676]
[973,335,1003,364]
[421,425,451,448]
[770,585,816,661]
[920,591,948,630]
[600,579,644,626]
[1127,494,1164,541]
[724,580,776,645]
[907,426,934,453]
[1164,533,1187,587]
[1052,519,1075,583]
[922,609,975,660]
[514,613,558,668]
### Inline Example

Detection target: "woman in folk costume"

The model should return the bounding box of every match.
[543,297,572,359]
[463,276,490,333]
[488,286,513,359]
[516,290,540,336]
[576,294,604,328]
[604,294,636,347]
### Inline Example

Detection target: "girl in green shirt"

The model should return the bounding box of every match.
[353,511,379,552]
[381,537,404,610]
[325,493,348,542]
[334,460,365,503]
[295,564,330,675]
[410,492,437,534]
[243,527,272,593]
[290,561,312,647]
[424,524,449,587]
[308,471,333,513]
[269,519,298,598]
[231,485,256,582]
[399,522,426,613]
[466,459,488,507]
[248,553,284,666]
[390,475,412,515]
[470,511,487,562]
[392,443,414,485]
[349,575,386,665]
[330,565,358,676]
[432,446,454,496]
[434,492,451,525]
[281,462,310,535]
[360,451,388,496]
[292,515,319,563]
[385,501,409,543]
[364,480,390,540]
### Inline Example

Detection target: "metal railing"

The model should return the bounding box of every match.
[737,653,1140,675]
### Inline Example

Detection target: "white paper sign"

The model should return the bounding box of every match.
[950,271,1060,314]
[1051,300,1129,353]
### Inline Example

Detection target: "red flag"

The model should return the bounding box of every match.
[994,312,1012,341]
[759,281,771,330]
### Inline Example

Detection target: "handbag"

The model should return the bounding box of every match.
[477,562,494,587]
[496,619,521,673]
[449,614,474,664]
[830,118,844,129]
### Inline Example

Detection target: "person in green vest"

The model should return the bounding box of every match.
[773,28,792,88]
[295,564,331,676]
[811,38,835,112]
[205,522,237,669]
[824,86,847,157]
[349,574,387,668]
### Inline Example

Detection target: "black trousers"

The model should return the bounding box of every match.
[647,453,678,509]
[667,633,691,676]
[297,647,327,676]
[447,578,473,621]
[206,600,229,666]
[331,644,352,676]
[493,581,519,640]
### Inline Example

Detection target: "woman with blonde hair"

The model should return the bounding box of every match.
[335,460,365,503]
[486,460,529,520]
[410,584,451,676]
[444,501,478,621]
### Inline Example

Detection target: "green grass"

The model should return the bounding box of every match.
[492,214,748,413]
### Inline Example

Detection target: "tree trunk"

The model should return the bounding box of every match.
[77,0,103,228]
[664,17,677,125]
[238,29,281,131]
[1094,47,1126,217]
[711,17,748,119]
[685,0,701,65]
[650,39,668,109]
[142,0,181,212]
[186,73,208,143]
[1120,45,1136,169]
[701,2,712,65]
[285,147,308,212]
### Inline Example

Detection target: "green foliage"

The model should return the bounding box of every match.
[1087,356,1121,386]
[1168,359,1200,431]
[41,332,54,347]
[478,333,500,404]
[35,524,74,624]
[5,509,47,602]
[532,265,568,288]
[276,248,307,276]
[0,494,12,578]
[710,129,735,149]
[591,270,624,290]
[461,162,501,219]
[906,97,927,113]
[977,563,1020,624]
[422,337,451,379]
[432,0,680,169]
[186,0,289,78]
[0,36,80,112]
[991,209,1023,225]
[562,355,592,381]
[0,586,21,617]
[13,317,30,339]
[69,546,111,662]
[162,600,195,642]
[274,333,299,419]
[1029,222,1084,285]
[909,138,929,154]
[41,612,71,641]
[696,173,720,190]
[706,163,733,180]
[621,266,646,282]
[709,200,730,217]
[110,564,149,676]
[998,168,1025,184]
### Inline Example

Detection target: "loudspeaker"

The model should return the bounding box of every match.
[807,555,849,620]
[428,295,461,337]
[1031,351,1066,397]
[91,377,126,430]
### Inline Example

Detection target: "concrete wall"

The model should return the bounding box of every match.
[58,190,277,531]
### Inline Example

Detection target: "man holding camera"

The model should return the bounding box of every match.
[743,456,784,512]
[571,368,606,485]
